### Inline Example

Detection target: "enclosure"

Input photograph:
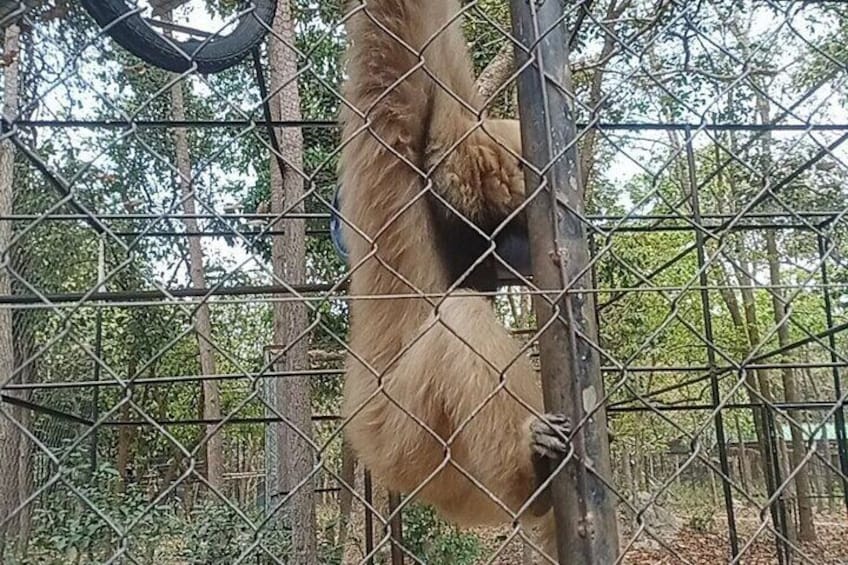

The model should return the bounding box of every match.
[0,0,848,563]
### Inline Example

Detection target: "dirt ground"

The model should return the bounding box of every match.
[622,518,848,565]
[473,514,848,564]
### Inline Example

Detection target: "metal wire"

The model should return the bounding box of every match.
[1,1,847,564]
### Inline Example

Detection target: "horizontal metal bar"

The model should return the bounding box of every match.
[11,280,848,310]
[608,400,848,414]
[14,119,848,132]
[4,210,839,222]
[108,229,328,238]
[103,414,340,426]
[0,212,327,221]
[44,224,832,239]
[0,394,340,426]
[2,369,346,390]
[13,119,338,129]
[0,283,337,305]
[0,393,93,425]
[12,398,841,429]
[5,392,846,428]
[6,361,846,393]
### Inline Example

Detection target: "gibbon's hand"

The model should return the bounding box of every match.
[429,125,525,227]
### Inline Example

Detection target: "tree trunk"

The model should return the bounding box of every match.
[710,121,774,486]
[268,2,317,562]
[13,326,34,555]
[754,63,816,537]
[724,15,805,540]
[169,72,224,490]
[823,438,836,510]
[731,249,774,459]
[335,440,358,555]
[117,357,138,492]
[765,230,816,541]
[805,368,836,510]
[716,248,775,491]
[0,23,21,554]
[621,449,633,502]
[733,246,798,540]
[665,115,774,504]
[776,436,799,545]
[734,414,752,492]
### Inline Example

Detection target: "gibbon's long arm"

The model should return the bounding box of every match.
[338,0,571,558]
[342,0,525,233]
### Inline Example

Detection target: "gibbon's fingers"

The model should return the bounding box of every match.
[426,123,525,230]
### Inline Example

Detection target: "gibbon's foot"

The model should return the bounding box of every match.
[532,416,616,451]
[528,413,571,517]
[530,413,571,461]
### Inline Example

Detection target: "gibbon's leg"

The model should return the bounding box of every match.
[352,293,571,526]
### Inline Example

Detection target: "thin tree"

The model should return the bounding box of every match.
[268,1,317,561]
[0,22,21,555]
[169,69,224,490]
[730,11,816,538]
[757,105,816,543]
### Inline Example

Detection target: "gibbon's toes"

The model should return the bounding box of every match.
[530,413,571,461]
[528,413,572,517]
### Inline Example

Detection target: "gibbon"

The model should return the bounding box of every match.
[338,0,571,558]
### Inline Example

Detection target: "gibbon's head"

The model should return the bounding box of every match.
[329,186,531,279]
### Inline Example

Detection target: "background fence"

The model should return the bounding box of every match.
[1,0,848,563]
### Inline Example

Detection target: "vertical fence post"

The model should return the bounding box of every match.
[816,234,848,514]
[687,130,739,558]
[363,469,375,565]
[388,491,404,565]
[509,1,619,563]
[89,235,105,476]
[263,349,279,515]
[764,407,790,565]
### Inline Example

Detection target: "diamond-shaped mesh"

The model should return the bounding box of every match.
[0,1,847,564]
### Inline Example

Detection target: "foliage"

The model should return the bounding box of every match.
[402,504,483,565]
[14,451,296,563]
[174,499,288,564]
[20,454,175,563]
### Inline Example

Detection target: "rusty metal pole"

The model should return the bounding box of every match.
[388,491,404,565]
[509,1,619,563]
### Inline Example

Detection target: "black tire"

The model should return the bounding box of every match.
[81,0,277,74]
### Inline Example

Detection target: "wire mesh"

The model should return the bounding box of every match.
[0,0,846,564]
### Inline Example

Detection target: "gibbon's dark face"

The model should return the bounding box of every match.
[427,193,528,292]
[330,184,531,289]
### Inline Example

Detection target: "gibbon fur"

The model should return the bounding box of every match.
[338,0,571,557]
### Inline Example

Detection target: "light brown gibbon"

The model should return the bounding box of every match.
[338,0,571,558]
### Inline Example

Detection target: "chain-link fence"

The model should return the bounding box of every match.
[1,0,848,563]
